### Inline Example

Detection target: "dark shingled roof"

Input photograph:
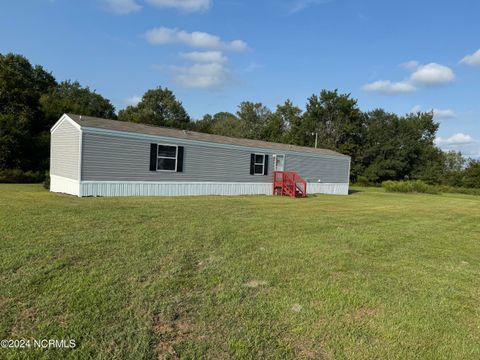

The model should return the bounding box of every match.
[67,114,348,158]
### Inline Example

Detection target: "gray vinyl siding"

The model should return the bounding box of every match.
[81,132,349,183]
[50,119,80,180]
[286,154,350,183]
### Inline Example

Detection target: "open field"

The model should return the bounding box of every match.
[1,185,479,359]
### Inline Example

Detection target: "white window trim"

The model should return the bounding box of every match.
[273,154,285,171]
[253,153,266,175]
[157,143,178,172]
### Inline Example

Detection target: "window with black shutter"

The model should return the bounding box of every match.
[150,143,184,172]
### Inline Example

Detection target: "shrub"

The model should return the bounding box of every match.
[382,180,440,194]
[436,185,480,196]
[0,169,45,183]
[43,171,50,190]
[355,176,375,187]
[382,180,480,196]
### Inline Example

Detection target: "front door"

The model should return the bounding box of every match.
[273,154,285,171]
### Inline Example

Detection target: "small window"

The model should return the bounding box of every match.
[158,146,177,158]
[253,154,265,175]
[157,144,178,171]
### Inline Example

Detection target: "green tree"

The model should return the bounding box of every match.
[361,110,406,182]
[413,146,445,184]
[462,160,480,188]
[261,113,286,143]
[300,90,365,179]
[361,110,440,183]
[443,151,466,173]
[270,100,302,144]
[0,53,56,171]
[40,81,116,127]
[441,151,465,186]
[194,112,242,137]
[118,87,190,129]
[236,102,271,140]
[193,114,215,133]
[406,112,442,183]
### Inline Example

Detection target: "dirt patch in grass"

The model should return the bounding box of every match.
[285,335,329,360]
[0,296,11,308]
[55,313,67,326]
[244,280,267,288]
[330,272,345,281]
[153,313,193,359]
[291,304,303,313]
[10,307,37,336]
[296,340,329,360]
[196,256,216,272]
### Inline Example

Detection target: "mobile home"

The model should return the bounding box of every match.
[50,114,350,197]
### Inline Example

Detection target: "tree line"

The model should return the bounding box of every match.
[1,52,479,187]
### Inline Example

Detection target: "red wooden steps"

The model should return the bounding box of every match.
[273,171,307,198]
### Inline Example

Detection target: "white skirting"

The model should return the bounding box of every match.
[81,181,273,197]
[50,178,349,197]
[50,175,81,196]
[307,182,349,195]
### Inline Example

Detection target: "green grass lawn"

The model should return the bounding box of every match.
[1,185,479,359]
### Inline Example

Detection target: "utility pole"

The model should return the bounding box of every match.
[311,132,318,148]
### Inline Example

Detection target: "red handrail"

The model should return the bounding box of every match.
[273,171,307,198]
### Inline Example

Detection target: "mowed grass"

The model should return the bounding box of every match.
[1,185,480,359]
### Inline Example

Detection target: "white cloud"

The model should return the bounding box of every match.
[409,63,455,86]
[363,61,455,95]
[145,27,248,52]
[435,134,480,159]
[103,0,141,14]
[146,0,211,12]
[180,51,227,63]
[460,49,480,66]
[433,108,456,119]
[411,105,422,113]
[410,105,456,119]
[146,29,246,89]
[173,62,229,89]
[174,50,230,89]
[289,0,330,14]
[124,95,142,106]
[436,133,474,145]
[362,80,416,95]
[401,60,419,70]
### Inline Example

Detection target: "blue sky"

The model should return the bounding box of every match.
[1,0,480,157]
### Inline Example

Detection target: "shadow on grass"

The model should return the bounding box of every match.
[349,189,363,195]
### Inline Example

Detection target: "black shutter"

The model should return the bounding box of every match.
[263,155,269,175]
[177,146,184,172]
[149,144,158,171]
[250,154,255,175]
